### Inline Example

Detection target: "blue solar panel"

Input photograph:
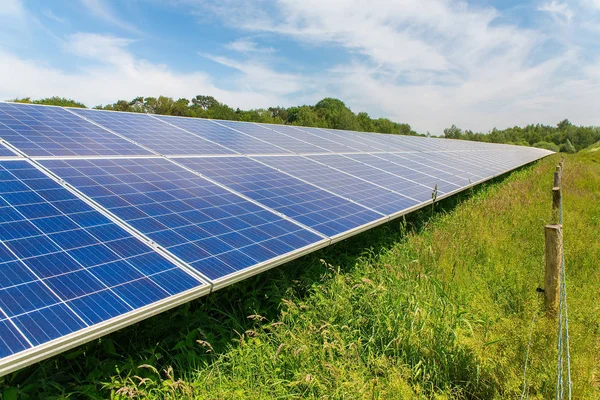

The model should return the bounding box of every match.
[70,108,234,156]
[345,153,464,193]
[0,143,15,157]
[216,120,326,154]
[153,116,288,154]
[0,160,204,359]
[175,156,384,237]
[255,156,419,215]
[305,155,436,202]
[257,124,362,153]
[41,158,325,281]
[0,103,151,157]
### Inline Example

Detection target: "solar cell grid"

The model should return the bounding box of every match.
[0,103,151,157]
[216,120,327,154]
[307,154,436,202]
[0,143,15,157]
[41,157,325,281]
[255,156,419,215]
[70,108,233,156]
[175,156,384,237]
[153,116,287,154]
[0,160,203,358]
[257,124,361,153]
[356,153,468,190]
[303,128,382,152]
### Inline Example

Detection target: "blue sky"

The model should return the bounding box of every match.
[0,0,598,134]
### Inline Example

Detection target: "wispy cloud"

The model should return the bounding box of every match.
[41,8,66,23]
[177,0,600,133]
[0,32,292,110]
[80,0,140,33]
[225,38,275,54]
[539,1,574,23]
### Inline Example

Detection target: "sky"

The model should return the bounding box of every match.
[0,0,598,134]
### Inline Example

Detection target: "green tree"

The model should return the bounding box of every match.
[443,125,463,139]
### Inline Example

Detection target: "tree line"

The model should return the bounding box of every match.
[443,121,600,153]
[11,96,600,152]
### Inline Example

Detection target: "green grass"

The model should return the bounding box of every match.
[2,149,599,399]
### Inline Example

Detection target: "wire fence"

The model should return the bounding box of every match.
[520,160,572,400]
[556,168,572,400]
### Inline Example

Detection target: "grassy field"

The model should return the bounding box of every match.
[2,147,599,399]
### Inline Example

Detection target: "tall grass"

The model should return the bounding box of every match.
[2,150,598,399]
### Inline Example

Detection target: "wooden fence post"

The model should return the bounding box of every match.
[544,224,562,315]
[554,166,561,187]
[552,187,562,225]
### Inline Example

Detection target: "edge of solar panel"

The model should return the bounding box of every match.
[0,282,211,376]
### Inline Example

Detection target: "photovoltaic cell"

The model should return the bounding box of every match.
[257,124,362,153]
[346,153,465,192]
[0,103,151,157]
[70,108,234,156]
[306,154,436,202]
[216,120,327,154]
[255,156,419,215]
[0,143,15,157]
[152,115,286,154]
[0,160,203,359]
[41,158,324,281]
[175,156,384,237]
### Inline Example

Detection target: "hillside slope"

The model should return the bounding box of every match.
[2,149,598,399]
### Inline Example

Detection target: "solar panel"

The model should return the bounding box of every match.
[0,102,553,376]
[70,108,234,156]
[215,120,328,154]
[153,115,287,154]
[174,156,385,237]
[40,157,326,281]
[0,142,16,157]
[254,156,419,215]
[350,153,467,191]
[256,124,361,153]
[296,127,383,152]
[306,154,439,202]
[0,160,206,363]
[0,103,151,157]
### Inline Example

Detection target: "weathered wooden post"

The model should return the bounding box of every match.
[553,166,561,188]
[552,187,561,225]
[544,224,562,315]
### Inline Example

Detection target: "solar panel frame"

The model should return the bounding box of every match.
[213,120,329,154]
[40,157,330,283]
[172,156,386,237]
[0,159,211,376]
[152,115,290,155]
[69,108,235,156]
[0,102,152,157]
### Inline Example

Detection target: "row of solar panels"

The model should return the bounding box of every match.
[0,102,552,375]
[1,101,533,157]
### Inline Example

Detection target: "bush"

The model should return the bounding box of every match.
[533,141,560,152]
[559,139,576,153]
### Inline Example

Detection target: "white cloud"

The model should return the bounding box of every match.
[0,32,294,109]
[539,1,574,23]
[80,0,140,33]
[202,53,307,96]
[0,0,23,17]
[178,0,600,133]
[225,38,275,54]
